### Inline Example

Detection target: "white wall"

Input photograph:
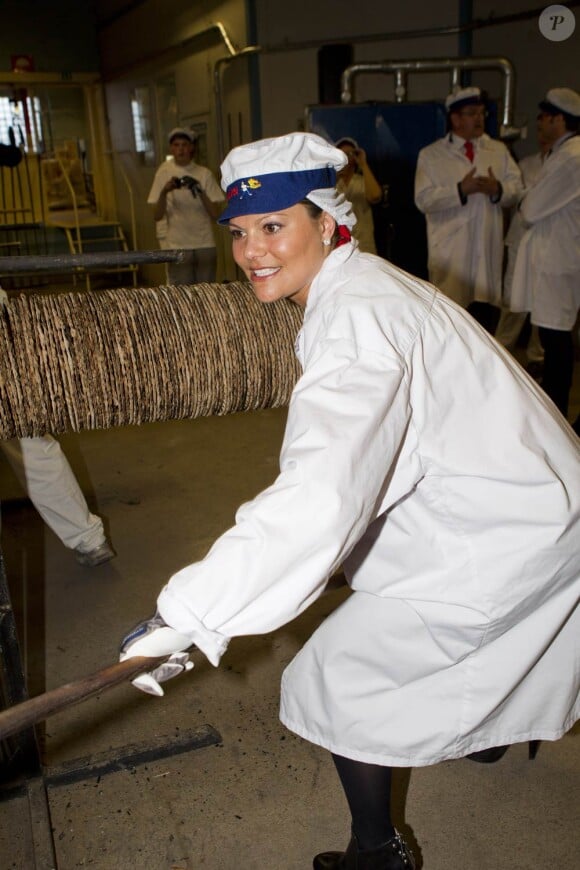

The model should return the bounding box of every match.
[17,0,573,283]
[253,0,578,150]
[472,1,579,159]
[256,0,464,136]
[98,0,250,283]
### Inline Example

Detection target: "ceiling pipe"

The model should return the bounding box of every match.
[214,46,262,162]
[100,21,238,81]
[340,56,518,138]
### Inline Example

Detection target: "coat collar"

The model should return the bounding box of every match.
[304,242,357,316]
[447,132,491,153]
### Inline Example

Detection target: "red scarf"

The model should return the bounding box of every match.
[336,225,352,247]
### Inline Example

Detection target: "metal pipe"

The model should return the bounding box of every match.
[394,69,407,103]
[101,21,238,81]
[340,56,516,136]
[0,249,185,275]
[214,46,261,162]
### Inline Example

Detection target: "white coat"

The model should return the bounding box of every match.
[157,244,579,766]
[415,133,523,308]
[510,135,580,330]
[503,151,545,306]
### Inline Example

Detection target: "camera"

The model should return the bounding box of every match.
[173,175,201,197]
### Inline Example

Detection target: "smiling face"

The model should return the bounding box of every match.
[228,203,335,308]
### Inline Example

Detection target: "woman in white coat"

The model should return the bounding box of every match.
[120,133,580,870]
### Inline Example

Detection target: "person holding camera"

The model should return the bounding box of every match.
[147,128,225,285]
[335,137,383,254]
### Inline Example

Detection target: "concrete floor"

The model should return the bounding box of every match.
[0,363,579,869]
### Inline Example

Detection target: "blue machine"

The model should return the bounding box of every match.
[306,101,499,279]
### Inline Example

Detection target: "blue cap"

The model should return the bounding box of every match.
[218,167,336,224]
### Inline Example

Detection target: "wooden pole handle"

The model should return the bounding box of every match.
[0,655,168,741]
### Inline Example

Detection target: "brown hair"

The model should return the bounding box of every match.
[299,198,340,246]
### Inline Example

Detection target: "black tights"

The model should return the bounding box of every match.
[332,753,395,850]
[467,301,501,335]
[538,326,574,418]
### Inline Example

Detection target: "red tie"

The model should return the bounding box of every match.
[464,141,474,162]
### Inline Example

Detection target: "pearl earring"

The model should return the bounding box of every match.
[322,238,331,246]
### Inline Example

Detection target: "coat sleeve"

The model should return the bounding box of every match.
[497,148,524,209]
[519,148,580,225]
[157,338,414,665]
[414,149,464,213]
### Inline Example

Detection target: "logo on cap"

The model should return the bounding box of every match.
[227,177,262,201]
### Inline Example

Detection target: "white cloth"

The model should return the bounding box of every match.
[306,187,357,231]
[336,173,377,253]
[494,309,544,362]
[510,135,580,330]
[445,86,482,111]
[218,132,356,229]
[219,132,347,187]
[414,133,523,308]
[147,159,224,250]
[1,435,105,552]
[496,151,546,361]
[503,151,546,301]
[157,243,579,766]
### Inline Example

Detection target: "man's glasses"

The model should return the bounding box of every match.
[459,108,488,118]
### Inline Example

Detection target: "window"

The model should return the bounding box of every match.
[131,86,155,165]
[0,95,43,153]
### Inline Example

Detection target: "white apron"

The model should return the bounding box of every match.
[158,245,580,766]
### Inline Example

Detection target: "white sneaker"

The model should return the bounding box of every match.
[75,541,116,567]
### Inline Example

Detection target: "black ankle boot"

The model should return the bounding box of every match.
[467,741,541,763]
[466,744,509,763]
[313,829,416,869]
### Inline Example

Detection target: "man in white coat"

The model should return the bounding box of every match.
[415,87,523,333]
[510,87,580,422]
[495,135,550,371]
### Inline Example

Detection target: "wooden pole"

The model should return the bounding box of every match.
[0,655,168,741]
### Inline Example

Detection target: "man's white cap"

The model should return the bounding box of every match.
[539,88,580,120]
[335,136,359,149]
[168,127,197,144]
[218,132,355,228]
[445,87,484,112]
